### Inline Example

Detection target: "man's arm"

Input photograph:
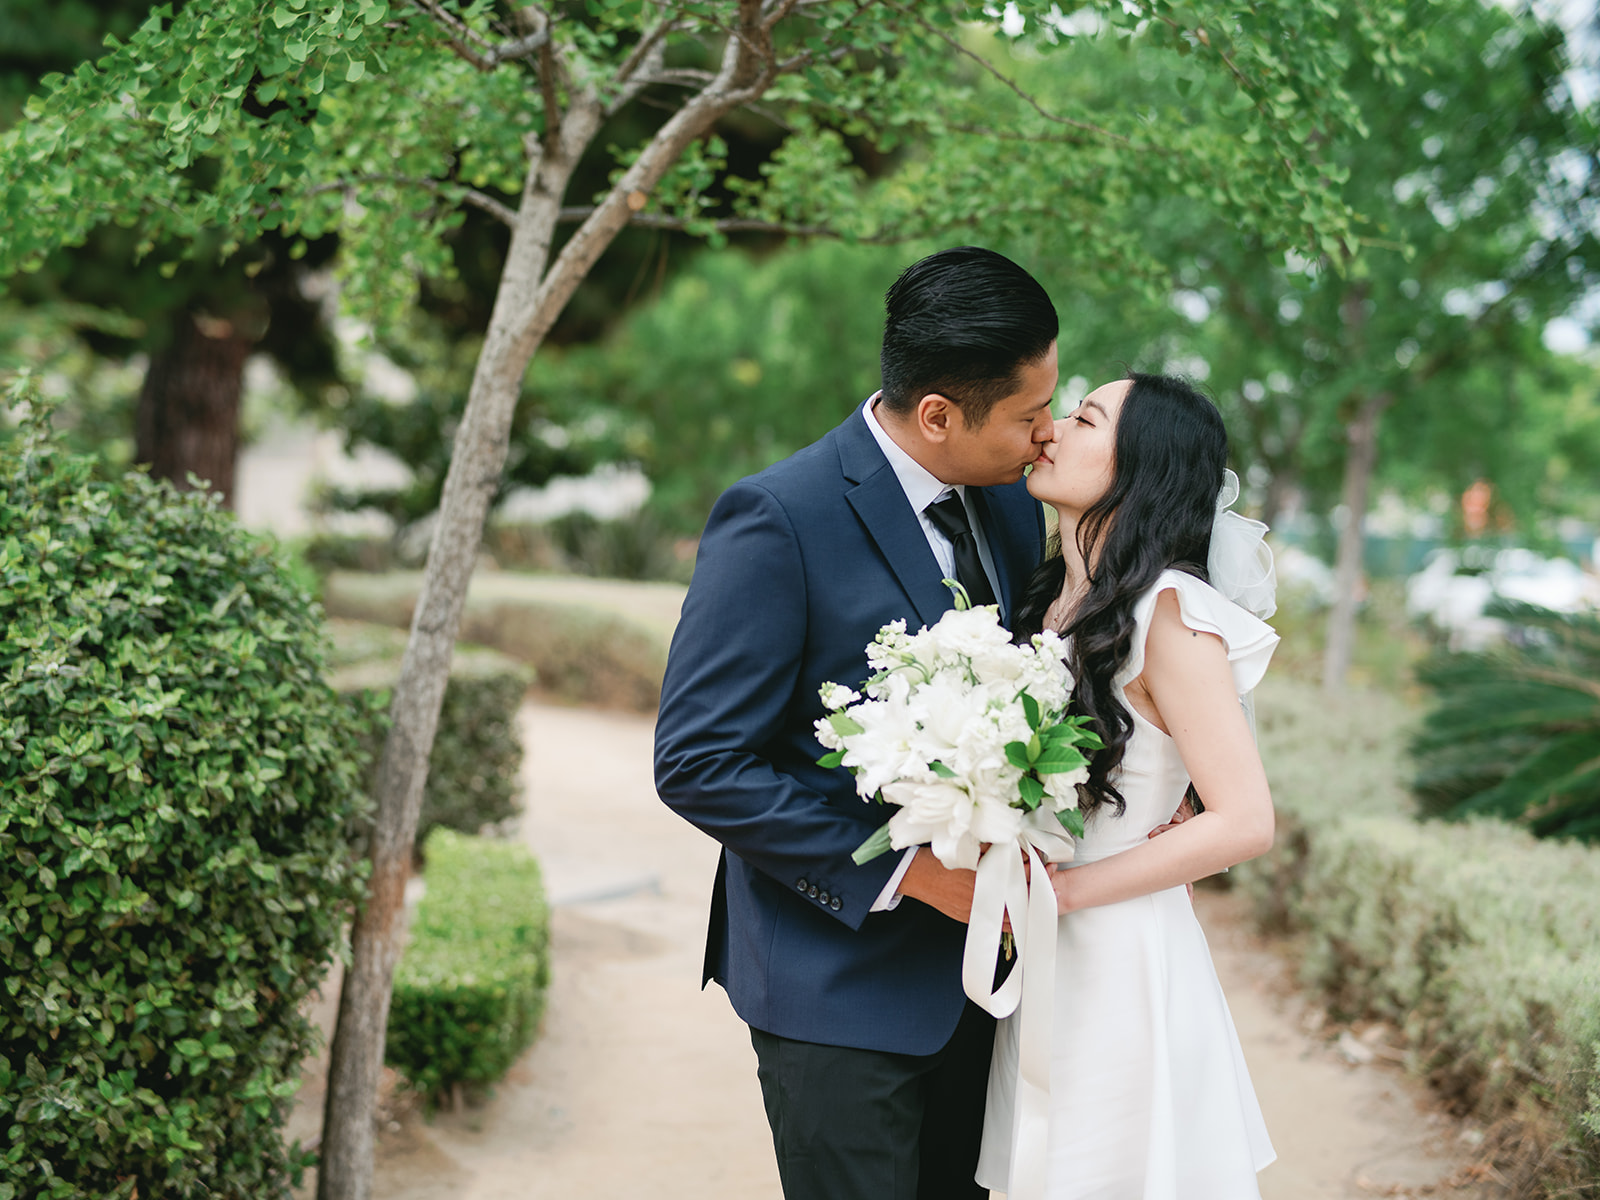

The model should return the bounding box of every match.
[654,481,905,929]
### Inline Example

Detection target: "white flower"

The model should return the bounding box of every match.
[1042,765,1088,812]
[815,608,1101,872]
[882,779,983,870]
[819,681,860,711]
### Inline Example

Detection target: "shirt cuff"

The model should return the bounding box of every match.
[870,847,918,912]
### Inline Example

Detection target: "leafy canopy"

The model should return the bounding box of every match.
[1,0,1410,334]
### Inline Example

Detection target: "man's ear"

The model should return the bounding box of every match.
[915,394,958,444]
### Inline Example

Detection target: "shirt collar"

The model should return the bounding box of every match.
[861,393,961,515]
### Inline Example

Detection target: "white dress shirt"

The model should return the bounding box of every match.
[859,395,1002,910]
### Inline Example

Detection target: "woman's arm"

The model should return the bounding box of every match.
[1051,587,1274,915]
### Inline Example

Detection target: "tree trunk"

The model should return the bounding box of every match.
[133,311,253,506]
[1258,465,1295,535]
[1321,391,1392,692]
[315,16,775,1197]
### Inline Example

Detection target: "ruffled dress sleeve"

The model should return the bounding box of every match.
[1114,568,1279,696]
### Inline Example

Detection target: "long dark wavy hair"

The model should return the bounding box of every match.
[1012,372,1228,817]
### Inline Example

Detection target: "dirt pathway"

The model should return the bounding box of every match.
[322,700,1491,1199]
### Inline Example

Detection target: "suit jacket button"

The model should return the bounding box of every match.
[808,885,819,899]
[818,890,830,905]
[830,897,842,911]
[796,878,808,892]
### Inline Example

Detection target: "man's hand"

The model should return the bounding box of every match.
[895,846,979,923]
[1147,792,1196,840]
[1148,792,1199,900]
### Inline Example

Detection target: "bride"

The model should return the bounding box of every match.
[977,372,1279,1198]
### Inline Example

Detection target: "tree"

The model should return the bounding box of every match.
[1,3,350,505]
[0,3,1409,1194]
[1110,0,1599,688]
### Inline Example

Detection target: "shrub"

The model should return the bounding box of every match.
[384,829,551,1105]
[1238,677,1600,1195]
[296,533,397,579]
[0,386,371,1198]
[322,570,674,712]
[324,620,533,846]
[540,510,689,582]
[1412,601,1600,842]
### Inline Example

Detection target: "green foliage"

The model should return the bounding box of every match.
[572,241,899,531]
[0,379,371,1197]
[0,1,1400,333]
[1412,602,1600,842]
[1237,677,1600,1193]
[319,315,617,527]
[539,510,688,582]
[385,828,550,1106]
[324,619,532,845]
[322,571,674,712]
[1090,0,1600,523]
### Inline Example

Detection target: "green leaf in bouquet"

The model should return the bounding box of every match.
[829,712,865,737]
[851,822,896,866]
[1027,731,1042,759]
[1018,775,1045,809]
[929,760,957,779]
[1021,692,1041,731]
[1060,715,1105,749]
[1034,750,1088,774]
[1056,808,1085,838]
[1004,741,1032,770]
[817,750,846,769]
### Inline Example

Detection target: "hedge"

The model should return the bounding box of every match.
[324,620,532,847]
[385,829,551,1105]
[322,570,677,712]
[0,387,371,1198]
[1238,677,1600,1194]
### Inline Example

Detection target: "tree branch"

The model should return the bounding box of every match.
[885,1,1131,147]
[537,38,564,148]
[556,207,848,238]
[307,175,518,226]
[761,0,806,31]
[411,0,552,72]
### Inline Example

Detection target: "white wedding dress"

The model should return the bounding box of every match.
[976,570,1279,1199]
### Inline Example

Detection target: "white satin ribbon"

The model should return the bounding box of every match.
[961,818,1072,1200]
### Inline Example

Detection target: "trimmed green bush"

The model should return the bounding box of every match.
[324,620,532,846]
[385,829,551,1104]
[1238,677,1600,1194]
[0,389,371,1198]
[1413,601,1600,842]
[323,570,676,712]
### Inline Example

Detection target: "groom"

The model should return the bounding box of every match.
[655,246,1058,1200]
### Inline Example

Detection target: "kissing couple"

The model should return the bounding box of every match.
[656,246,1279,1199]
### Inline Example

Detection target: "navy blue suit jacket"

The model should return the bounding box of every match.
[654,407,1047,1055]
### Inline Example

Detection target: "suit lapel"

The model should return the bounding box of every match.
[836,411,954,628]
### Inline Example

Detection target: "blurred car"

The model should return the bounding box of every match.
[1405,547,1600,649]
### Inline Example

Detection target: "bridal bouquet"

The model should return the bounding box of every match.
[816,590,1104,1200]
[813,592,1101,872]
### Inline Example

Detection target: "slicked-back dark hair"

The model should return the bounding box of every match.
[1012,372,1228,817]
[879,246,1058,428]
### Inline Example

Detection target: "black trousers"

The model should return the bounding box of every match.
[749,1001,995,1200]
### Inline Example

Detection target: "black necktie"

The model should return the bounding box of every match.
[926,493,997,609]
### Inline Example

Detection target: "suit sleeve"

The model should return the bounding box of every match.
[654,480,900,931]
